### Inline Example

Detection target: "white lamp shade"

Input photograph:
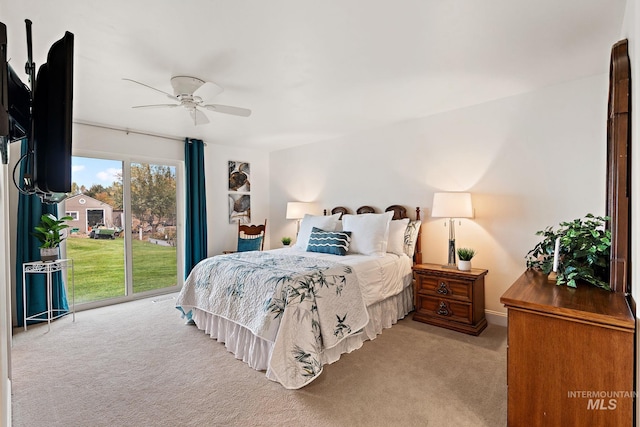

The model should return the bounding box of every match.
[286,202,314,219]
[431,192,473,218]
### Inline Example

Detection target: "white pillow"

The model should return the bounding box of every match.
[294,214,341,249]
[342,211,393,256]
[386,218,410,255]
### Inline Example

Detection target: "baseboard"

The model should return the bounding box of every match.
[3,377,10,427]
[485,310,507,327]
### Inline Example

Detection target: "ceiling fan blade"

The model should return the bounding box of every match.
[132,104,180,109]
[193,81,223,101]
[123,78,177,101]
[189,108,210,125]
[203,104,252,117]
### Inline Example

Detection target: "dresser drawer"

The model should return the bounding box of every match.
[416,296,472,324]
[415,274,472,302]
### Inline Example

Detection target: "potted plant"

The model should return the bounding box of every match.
[32,213,73,262]
[525,214,611,290]
[456,248,475,271]
[281,236,292,247]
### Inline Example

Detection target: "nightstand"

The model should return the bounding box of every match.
[412,263,488,335]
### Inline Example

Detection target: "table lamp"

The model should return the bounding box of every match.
[286,202,314,235]
[431,192,474,268]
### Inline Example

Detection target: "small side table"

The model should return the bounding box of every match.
[412,263,488,335]
[23,258,75,331]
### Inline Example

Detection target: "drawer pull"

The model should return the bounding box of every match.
[437,301,450,316]
[437,282,449,295]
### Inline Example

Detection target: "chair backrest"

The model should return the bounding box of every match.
[237,219,267,252]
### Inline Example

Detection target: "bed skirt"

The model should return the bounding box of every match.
[190,284,414,382]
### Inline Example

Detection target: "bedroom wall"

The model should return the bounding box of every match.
[204,142,271,254]
[269,73,609,321]
[0,162,13,426]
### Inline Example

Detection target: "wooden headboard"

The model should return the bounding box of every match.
[607,39,632,295]
[327,204,414,220]
[324,205,422,263]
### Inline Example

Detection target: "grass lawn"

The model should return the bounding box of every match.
[66,236,177,304]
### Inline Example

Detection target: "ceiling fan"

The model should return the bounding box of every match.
[123,76,251,125]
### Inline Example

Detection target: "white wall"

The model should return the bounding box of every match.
[0,159,13,426]
[204,143,270,254]
[269,73,608,318]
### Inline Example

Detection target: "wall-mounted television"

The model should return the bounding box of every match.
[6,64,31,141]
[0,22,8,145]
[1,22,33,163]
[32,31,74,195]
[0,19,74,203]
[0,22,9,165]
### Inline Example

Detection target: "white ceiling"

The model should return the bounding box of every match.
[2,0,627,151]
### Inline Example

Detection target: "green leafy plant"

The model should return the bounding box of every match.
[281,237,292,246]
[526,214,611,290]
[457,248,476,261]
[32,214,73,248]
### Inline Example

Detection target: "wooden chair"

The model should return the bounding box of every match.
[236,219,267,252]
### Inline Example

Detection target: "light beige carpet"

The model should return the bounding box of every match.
[11,294,507,426]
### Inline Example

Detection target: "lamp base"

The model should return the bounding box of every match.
[445,237,457,270]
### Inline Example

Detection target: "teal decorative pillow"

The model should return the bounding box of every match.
[307,227,352,256]
[237,236,263,252]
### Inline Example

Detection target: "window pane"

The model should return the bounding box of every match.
[67,157,125,303]
[130,162,178,293]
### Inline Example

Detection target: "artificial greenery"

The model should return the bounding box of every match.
[457,247,476,261]
[32,214,73,248]
[281,237,292,245]
[526,214,611,290]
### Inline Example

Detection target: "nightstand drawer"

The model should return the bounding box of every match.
[416,296,472,324]
[415,274,472,301]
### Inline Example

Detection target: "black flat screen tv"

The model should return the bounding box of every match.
[7,63,31,142]
[0,22,8,142]
[1,22,32,145]
[32,31,73,195]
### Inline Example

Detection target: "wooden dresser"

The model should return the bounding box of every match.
[412,263,488,335]
[501,269,635,426]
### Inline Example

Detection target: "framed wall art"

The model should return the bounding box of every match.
[228,161,250,192]
[229,193,251,224]
[228,161,251,224]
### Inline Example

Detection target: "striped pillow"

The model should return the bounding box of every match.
[307,227,352,256]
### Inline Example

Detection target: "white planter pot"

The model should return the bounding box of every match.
[40,247,59,262]
[457,260,472,271]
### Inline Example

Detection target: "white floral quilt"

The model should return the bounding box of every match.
[176,251,369,389]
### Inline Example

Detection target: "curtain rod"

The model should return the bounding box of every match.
[73,120,205,144]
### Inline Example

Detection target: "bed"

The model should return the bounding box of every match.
[176,204,422,389]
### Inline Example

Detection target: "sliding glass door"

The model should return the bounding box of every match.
[130,162,178,294]
[66,156,181,307]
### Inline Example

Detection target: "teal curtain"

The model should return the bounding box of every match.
[15,139,68,327]
[184,138,208,278]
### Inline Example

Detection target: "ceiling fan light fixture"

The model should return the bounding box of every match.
[170,76,205,96]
